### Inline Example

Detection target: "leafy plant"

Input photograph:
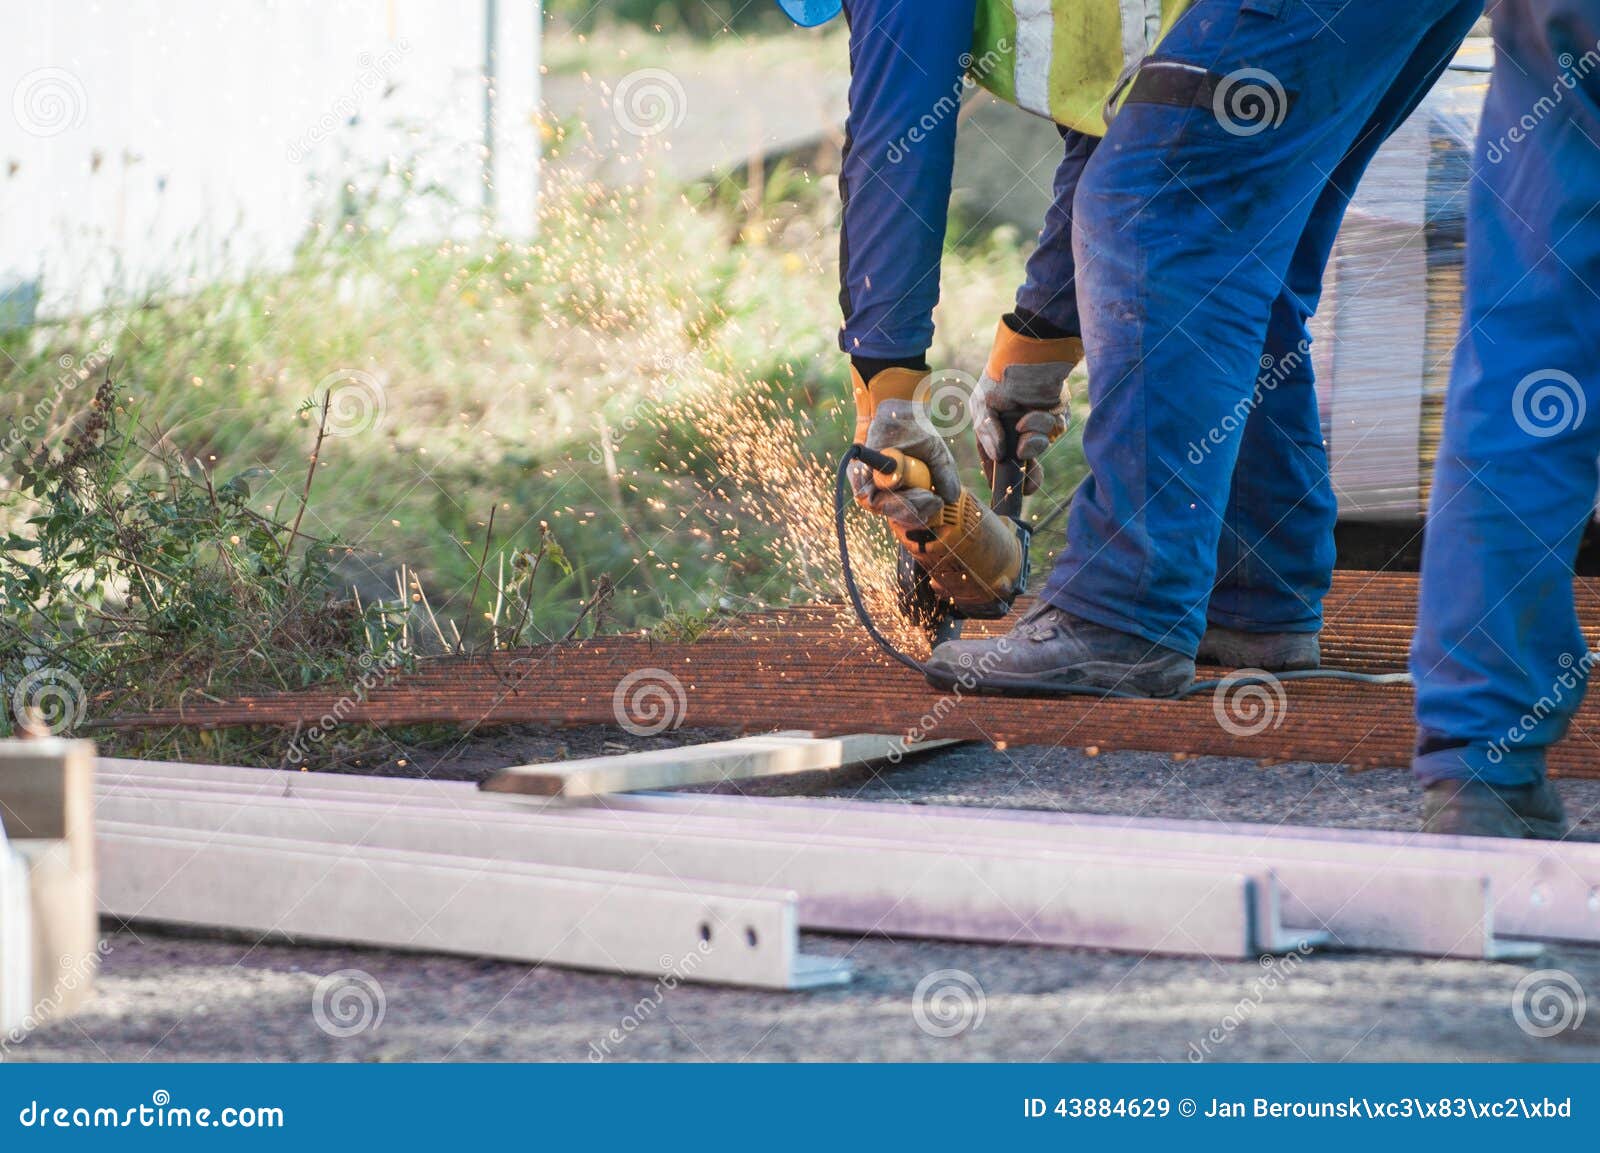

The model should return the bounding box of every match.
[0,372,407,734]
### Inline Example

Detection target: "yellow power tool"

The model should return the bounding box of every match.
[853,440,1031,643]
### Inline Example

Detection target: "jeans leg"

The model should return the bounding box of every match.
[1412,0,1600,787]
[1210,0,1481,633]
[1041,0,1478,655]
[1012,127,1100,336]
[837,0,978,359]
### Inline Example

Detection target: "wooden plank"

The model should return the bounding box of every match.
[96,821,849,991]
[480,732,959,798]
[94,785,1303,959]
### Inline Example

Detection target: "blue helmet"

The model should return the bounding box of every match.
[774,0,843,26]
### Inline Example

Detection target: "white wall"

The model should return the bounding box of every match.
[1,0,540,321]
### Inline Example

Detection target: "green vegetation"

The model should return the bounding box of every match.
[0,24,1086,761]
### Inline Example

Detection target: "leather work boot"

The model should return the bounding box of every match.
[924,602,1195,697]
[1421,778,1569,840]
[1196,625,1320,671]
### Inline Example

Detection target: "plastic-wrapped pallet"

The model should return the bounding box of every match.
[1309,41,1490,521]
[0,830,34,1035]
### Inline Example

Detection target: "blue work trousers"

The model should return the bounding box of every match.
[1411,0,1600,787]
[1042,0,1483,655]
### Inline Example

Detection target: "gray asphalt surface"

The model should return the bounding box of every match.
[8,740,1600,1063]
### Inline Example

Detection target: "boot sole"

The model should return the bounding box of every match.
[1196,655,1320,673]
[1194,643,1321,673]
[923,657,1194,699]
[1421,811,1570,840]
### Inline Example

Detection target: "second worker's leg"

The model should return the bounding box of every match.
[1411,0,1600,838]
[1204,0,1481,671]
[931,0,1479,695]
[1041,0,1479,658]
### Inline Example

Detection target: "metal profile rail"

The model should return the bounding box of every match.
[601,792,1598,947]
[94,783,1309,960]
[96,760,1515,958]
[96,772,1509,960]
[96,820,849,990]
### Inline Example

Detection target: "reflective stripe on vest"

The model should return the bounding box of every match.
[972,0,1192,135]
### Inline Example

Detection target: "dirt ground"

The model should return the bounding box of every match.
[7,734,1600,1063]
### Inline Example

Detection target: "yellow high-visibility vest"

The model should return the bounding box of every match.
[971,0,1194,135]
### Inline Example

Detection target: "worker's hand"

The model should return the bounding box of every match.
[970,366,1070,495]
[850,399,962,533]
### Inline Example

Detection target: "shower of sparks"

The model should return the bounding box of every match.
[527,121,931,658]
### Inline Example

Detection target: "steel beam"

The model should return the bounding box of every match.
[96,820,847,991]
[94,784,1303,959]
[95,761,1523,957]
[602,793,1588,949]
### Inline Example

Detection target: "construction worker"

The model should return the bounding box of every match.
[775,0,1090,543]
[1409,0,1598,838]
[929,0,1484,695]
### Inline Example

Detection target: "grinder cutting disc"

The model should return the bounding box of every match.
[895,547,963,646]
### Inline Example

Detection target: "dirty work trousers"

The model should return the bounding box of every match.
[1411,0,1600,788]
[1040,0,1483,655]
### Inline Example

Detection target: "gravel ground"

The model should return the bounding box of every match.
[8,740,1600,1063]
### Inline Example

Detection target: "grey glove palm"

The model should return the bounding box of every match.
[849,399,962,533]
[970,362,1071,496]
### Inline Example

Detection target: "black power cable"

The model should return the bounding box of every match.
[834,446,1414,699]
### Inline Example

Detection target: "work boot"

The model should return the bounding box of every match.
[1421,778,1569,840]
[924,602,1194,697]
[1196,625,1320,671]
